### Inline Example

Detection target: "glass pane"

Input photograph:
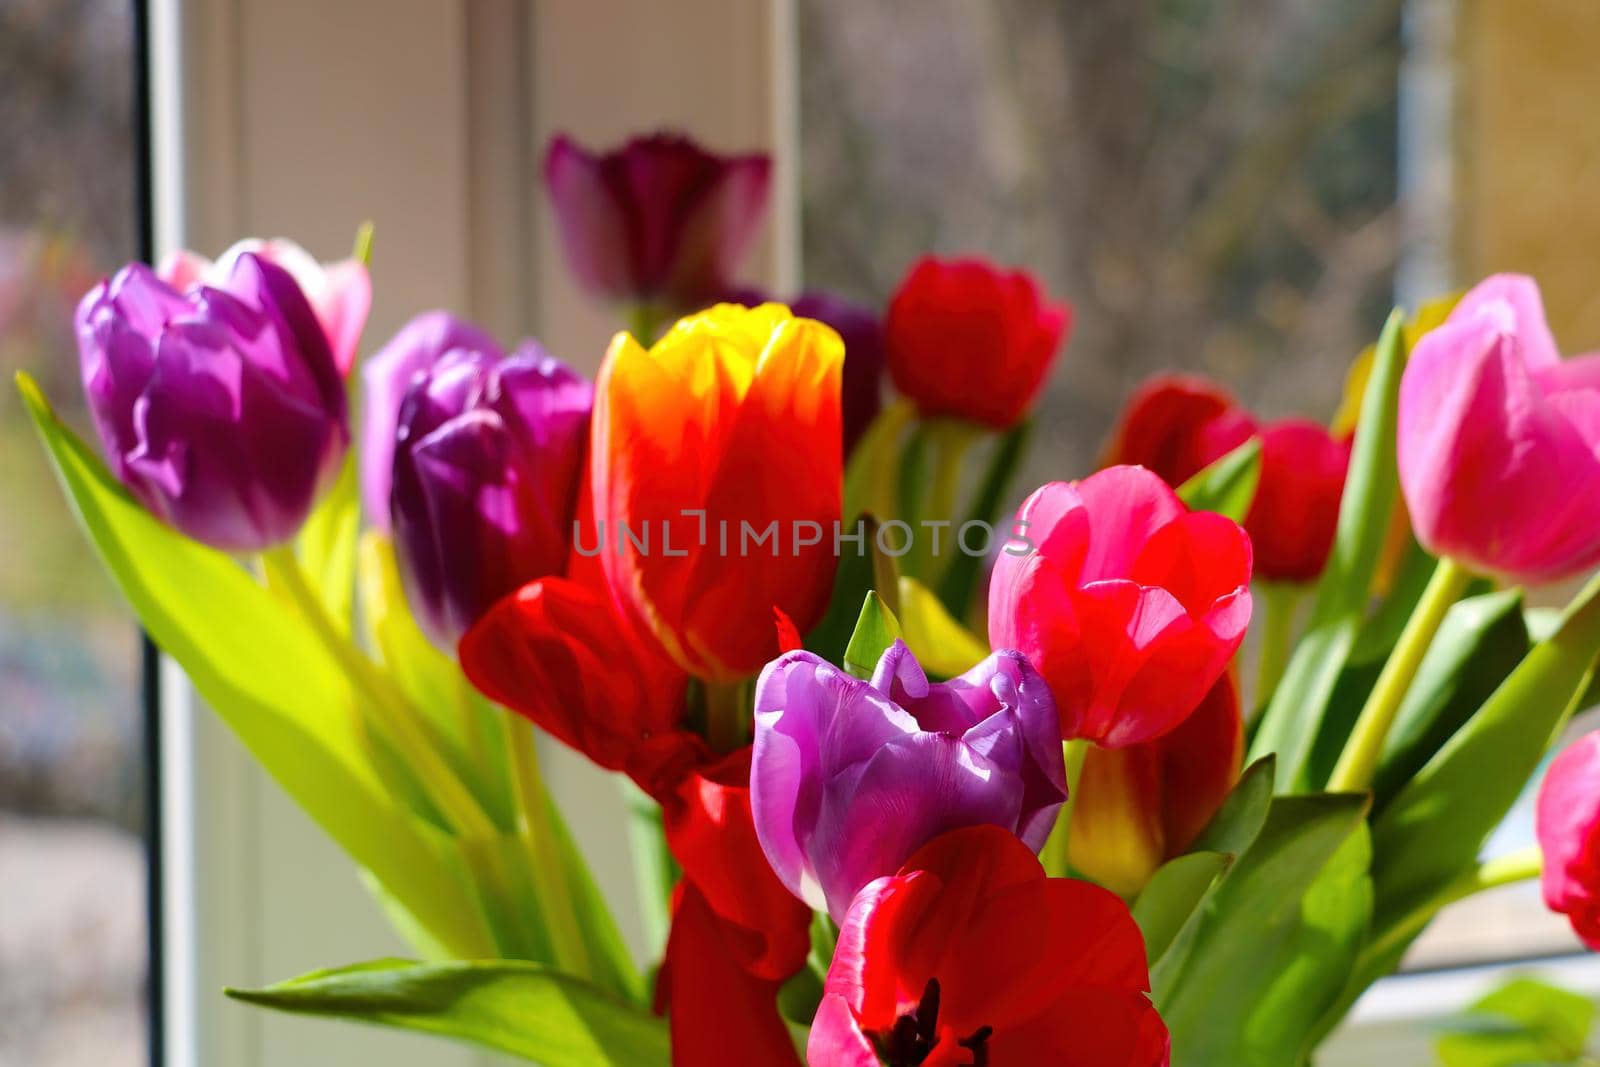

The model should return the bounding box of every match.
[798,0,1398,491]
[0,1,145,1064]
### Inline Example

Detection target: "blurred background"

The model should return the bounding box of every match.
[1,0,1597,1064]
[1,2,145,1066]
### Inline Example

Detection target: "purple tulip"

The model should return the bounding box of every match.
[390,343,592,647]
[543,132,771,311]
[360,311,501,529]
[790,292,884,454]
[750,640,1067,921]
[74,255,347,552]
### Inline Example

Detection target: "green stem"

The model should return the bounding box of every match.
[1468,844,1543,893]
[1328,557,1472,792]
[917,420,977,584]
[1254,582,1301,710]
[705,679,751,754]
[1360,845,1542,969]
[503,715,591,977]
[1041,740,1089,878]
[260,545,495,841]
[626,302,665,346]
[622,779,677,957]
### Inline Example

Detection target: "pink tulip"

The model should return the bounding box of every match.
[1537,732,1600,949]
[159,238,372,376]
[988,465,1253,748]
[1398,274,1600,582]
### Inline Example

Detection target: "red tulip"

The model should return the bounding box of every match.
[458,576,690,787]
[591,303,843,682]
[1246,420,1351,583]
[1537,732,1600,949]
[1106,374,1351,583]
[658,747,812,1066]
[1070,672,1244,896]
[658,883,802,1067]
[809,825,1169,1066]
[989,465,1252,748]
[885,256,1071,430]
[1101,374,1252,486]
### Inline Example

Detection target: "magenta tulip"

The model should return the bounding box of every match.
[390,344,591,647]
[1537,732,1600,949]
[543,132,771,312]
[750,641,1066,922]
[988,465,1253,748]
[1398,274,1600,582]
[360,312,502,530]
[159,238,371,377]
[75,256,347,552]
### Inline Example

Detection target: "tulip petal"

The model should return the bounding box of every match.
[1075,465,1188,582]
[1400,309,1600,581]
[361,311,503,528]
[657,884,801,1067]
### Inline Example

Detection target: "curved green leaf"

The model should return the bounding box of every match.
[227,959,669,1066]
[1176,437,1261,521]
[1157,792,1370,1067]
[19,373,496,958]
[1250,309,1405,791]
[1371,570,1600,932]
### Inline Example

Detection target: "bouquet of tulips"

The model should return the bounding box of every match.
[21,130,1600,1067]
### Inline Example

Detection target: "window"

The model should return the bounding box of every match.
[0,1,148,1065]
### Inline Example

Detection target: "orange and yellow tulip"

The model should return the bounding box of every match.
[591,303,844,681]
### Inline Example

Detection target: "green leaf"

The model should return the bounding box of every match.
[843,591,902,678]
[1134,851,1231,966]
[544,792,645,1005]
[1191,755,1277,858]
[1371,570,1600,936]
[358,533,515,828]
[17,373,497,959]
[1176,437,1261,522]
[1249,310,1406,792]
[226,959,669,1066]
[1157,792,1370,1067]
[1437,977,1596,1067]
[1369,588,1530,813]
[296,449,359,631]
[936,419,1031,616]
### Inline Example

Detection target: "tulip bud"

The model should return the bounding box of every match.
[1247,420,1351,583]
[1537,732,1600,949]
[988,465,1253,748]
[360,311,502,530]
[1102,374,1252,483]
[1398,274,1600,582]
[543,132,771,313]
[592,303,843,681]
[158,237,371,376]
[1069,673,1243,896]
[751,641,1067,921]
[1106,374,1350,583]
[885,256,1071,429]
[75,255,348,551]
[390,344,591,646]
